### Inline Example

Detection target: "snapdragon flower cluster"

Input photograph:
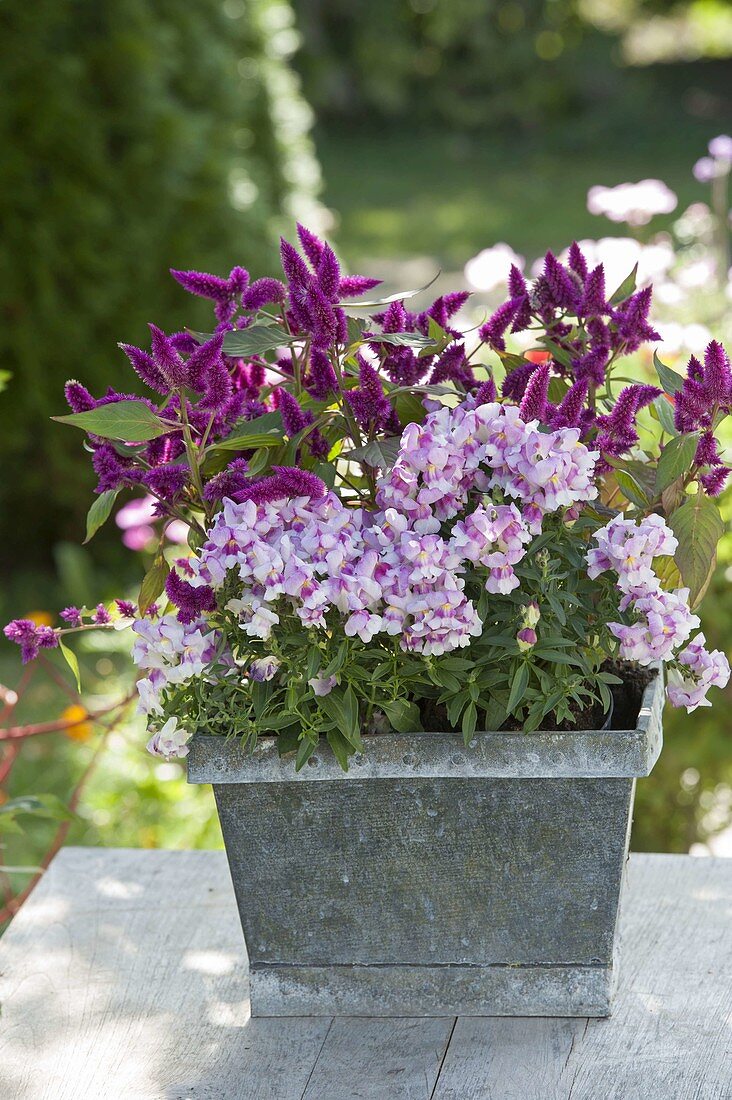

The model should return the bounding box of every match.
[587,514,729,709]
[132,401,600,749]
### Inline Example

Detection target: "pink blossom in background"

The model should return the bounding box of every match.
[587,180,677,226]
[464,243,525,292]
[115,494,189,549]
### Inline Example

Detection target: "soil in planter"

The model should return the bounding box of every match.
[417,660,654,734]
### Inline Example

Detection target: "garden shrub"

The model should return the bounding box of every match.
[0,0,322,567]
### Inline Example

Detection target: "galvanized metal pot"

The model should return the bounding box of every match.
[187,670,663,1018]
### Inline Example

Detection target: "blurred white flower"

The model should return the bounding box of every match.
[708,134,732,163]
[558,237,675,291]
[464,243,524,292]
[676,256,717,290]
[587,180,677,226]
[693,157,722,183]
[655,321,712,355]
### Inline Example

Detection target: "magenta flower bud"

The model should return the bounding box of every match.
[242,277,286,310]
[517,627,537,651]
[296,223,325,267]
[64,379,96,413]
[518,363,551,421]
[567,241,589,281]
[170,267,230,302]
[317,242,341,302]
[149,324,189,388]
[338,275,381,298]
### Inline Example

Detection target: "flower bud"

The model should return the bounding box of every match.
[517,627,537,652]
[522,601,541,628]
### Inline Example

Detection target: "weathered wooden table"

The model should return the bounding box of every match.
[0,849,729,1099]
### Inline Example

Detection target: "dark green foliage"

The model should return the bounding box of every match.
[293,0,609,129]
[0,0,321,567]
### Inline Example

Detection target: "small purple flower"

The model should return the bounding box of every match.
[165,571,217,625]
[479,300,517,351]
[347,359,394,432]
[306,349,338,400]
[118,344,168,394]
[203,458,250,503]
[517,627,537,651]
[338,275,381,298]
[92,603,112,625]
[242,278,286,310]
[64,380,96,413]
[518,363,551,421]
[4,619,58,663]
[249,656,281,682]
[278,389,310,437]
[309,673,337,696]
[148,325,190,389]
[667,633,730,711]
[579,265,607,316]
[144,462,189,502]
[60,606,83,627]
[115,600,137,619]
[232,467,327,505]
[700,466,730,496]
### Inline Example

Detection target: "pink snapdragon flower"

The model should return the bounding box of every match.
[609,589,699,665]
[132,614,219,716]
[587,514,677,595]
[666,635,730,711]
[146,716,191,760]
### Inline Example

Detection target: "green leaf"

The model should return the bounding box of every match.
[346,315,365,345]
[0,794,77,835]
[547,377,570,405]
[380,698,422,733]
[507,663,530,715]
[83,489,119,544]
[53,400,172,442]
[318,687,363,751]
[190,325,299,357]
[394,390,428,427]
[58,640,81,692]
[655,432,700,494]
[609,263,638,305]
[138,552,170,616]
[462,702,478,742]
[538,339,573,370]
[362,330,435,349]
[326,729,352,770]
[345,437,402,469]
[615,469,649,508]
[653,351,685,396]
[294,737,317,771]
[651,394,678,436]
[340,272,440,309]
[207,412,285,453]
[669,492,725,606]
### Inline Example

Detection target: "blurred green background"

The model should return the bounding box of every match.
[1,0,731,884]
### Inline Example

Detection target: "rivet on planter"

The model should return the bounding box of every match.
[402,753,416,766]
[308,756,319,767]
[451,753,465,766]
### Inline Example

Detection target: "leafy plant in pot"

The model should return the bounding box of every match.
[6,230,730,1016]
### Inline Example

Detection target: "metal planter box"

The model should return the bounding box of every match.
[187,670,663,1018]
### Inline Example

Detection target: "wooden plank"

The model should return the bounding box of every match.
[2,850,732,1099]
[0,848,331,1100]
[302,1016,456,1100]
[432,855,732,1100]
